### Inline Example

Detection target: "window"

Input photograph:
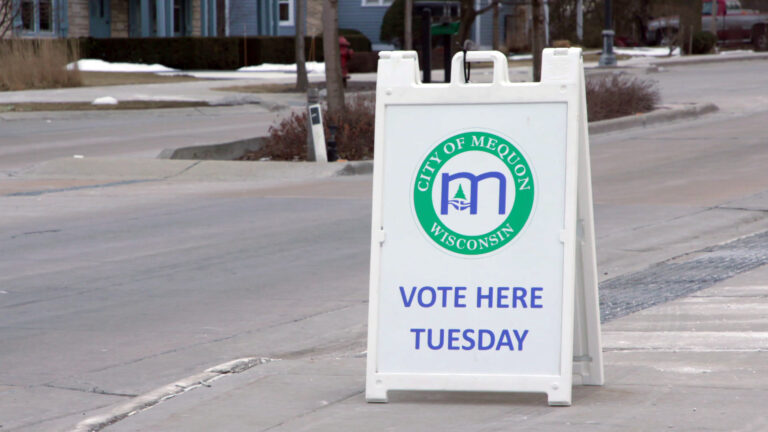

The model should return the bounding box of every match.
[362,0,393,6]
[19,0,55,33]
[173,0,186,36]
[278,0,293,26]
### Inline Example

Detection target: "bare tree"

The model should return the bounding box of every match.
[531,0,545,81]
[1,0,20,38]
[457,0,499,46]
[322,0,345,117]
[295,0,308,91]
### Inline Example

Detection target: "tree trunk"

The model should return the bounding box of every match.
[531,0,545,81]
[457,0,477,46]
[492,2,499,51]
[405,0,413,50]
[295,0,308,91]
[322,0,345,117]
[678,0,702,54]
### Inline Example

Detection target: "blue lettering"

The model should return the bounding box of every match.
[418,286,436,307]
[427,328,444,350]
[496,329,515,350]
[447,329,460,350]
[477,286,493,308]
[531,287,543,308]
[513,287,528,308]
[462,329,475,350]
[437,286,452,307]
[410,328,425,350]
[478,329,495,350]
[514,329,529,350]
[399,286,416,307]
[496,286,509,308]
[454,286,467,308]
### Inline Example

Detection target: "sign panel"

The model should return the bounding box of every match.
[366,49,603,406]
[307,103,328,162]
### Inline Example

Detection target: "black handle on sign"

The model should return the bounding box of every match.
[462,40,472,83]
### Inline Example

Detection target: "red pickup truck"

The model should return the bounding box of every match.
[646,0,768,51]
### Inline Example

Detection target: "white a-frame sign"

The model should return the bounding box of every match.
[366,48,603,406]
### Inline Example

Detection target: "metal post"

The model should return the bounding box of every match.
[576,0,583,42]
[598,0,616,67]
[306,88,319,161]
[421,7,432,83]
[442,34,451,83]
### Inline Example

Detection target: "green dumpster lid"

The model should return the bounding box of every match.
[431,21,460,36]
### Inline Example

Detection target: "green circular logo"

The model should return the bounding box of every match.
[413,131,535,256]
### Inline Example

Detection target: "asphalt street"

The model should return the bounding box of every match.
[1,59,768,431]
[0,105,282,176]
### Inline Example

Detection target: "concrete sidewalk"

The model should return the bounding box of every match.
[77,262,768,432]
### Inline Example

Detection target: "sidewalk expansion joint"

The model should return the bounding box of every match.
[600,229,768,322]
[73,357,274,432]
[4,179,159,197]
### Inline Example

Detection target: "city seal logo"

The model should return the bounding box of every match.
[413,131,535,256]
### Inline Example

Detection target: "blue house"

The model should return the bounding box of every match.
[10,0,220,38]
[337,0,514,51]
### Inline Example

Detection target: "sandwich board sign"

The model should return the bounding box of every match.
[365,48,603,406]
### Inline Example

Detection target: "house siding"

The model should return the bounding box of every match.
[229,0,290,36]
[68,0,90,37]
[338,0,390,49]
[112,0,130,37]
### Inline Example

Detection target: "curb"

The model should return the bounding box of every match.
[158,137,269,161]
[589,102,719,135]
[72,358,273,432]
[648,52,768,68]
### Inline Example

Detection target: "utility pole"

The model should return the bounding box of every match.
[492,1,499,50]
[295,0,308,91]
[322,0,345,117]
[598,0,617,67]
[710,0,719,45]
[405,0,413,50]
[531,0,545,81]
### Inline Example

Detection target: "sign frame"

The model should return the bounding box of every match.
[365,48,603,406]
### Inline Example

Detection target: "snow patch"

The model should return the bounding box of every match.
[68,59,179,73]
[614,47,681,57]
[92,96,119,105]
[238,62,326,74]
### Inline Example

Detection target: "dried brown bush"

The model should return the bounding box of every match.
[586,74,659,122]
[242,94,375,161]
[0,39,82,91]
[244,74,658,161]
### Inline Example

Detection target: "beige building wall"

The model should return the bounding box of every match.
[191,0,201,36]
[306,0,322,36]
[111,0,130,37]
[68,0,90,37]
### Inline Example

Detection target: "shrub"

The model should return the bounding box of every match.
[0,39,81,91]
[78,35,371,69]
[245,74,658,161]
[242,94,375,161]
[586,74,659,122]
[691,31,717,54]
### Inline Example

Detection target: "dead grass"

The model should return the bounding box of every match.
[79,72,200,87]
[0,101,209,112]
[586,74,659,121]
[0,39,82,91]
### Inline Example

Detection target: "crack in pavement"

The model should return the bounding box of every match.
[42,383,137,398]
